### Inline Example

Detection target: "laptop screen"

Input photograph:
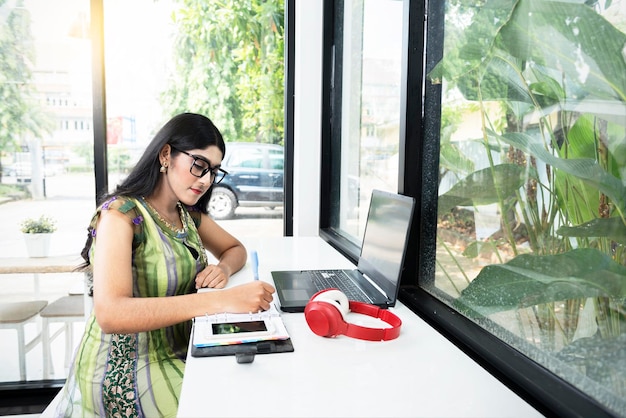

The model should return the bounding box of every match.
[357,190,415,302]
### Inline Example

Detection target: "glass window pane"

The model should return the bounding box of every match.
[103,0,285,226]
[103,0,176,188]
[337,0,404,241]
[430,1,626,413]
[269,149,284,170]
[0,0,93,382]
[228,147,264,169]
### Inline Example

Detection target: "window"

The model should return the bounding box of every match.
[229,147,264,169]
[0,0,286,393]
[321,0,406,252]
[269,149,284,170]
[0,0,93,388]
[321,0,626,415]
[427,1,626,415]
[102,0,286,222]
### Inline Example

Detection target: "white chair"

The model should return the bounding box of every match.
[0,300,48,380]
[41,295,85,378]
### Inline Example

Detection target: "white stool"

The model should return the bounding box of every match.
[41,295,85,378]
[0,300,48,380]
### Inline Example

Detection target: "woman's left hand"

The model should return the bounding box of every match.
[195,264,229,289]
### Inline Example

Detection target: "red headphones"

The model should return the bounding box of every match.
[304,289,402,341]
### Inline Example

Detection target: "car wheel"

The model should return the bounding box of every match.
[208,188,237,220]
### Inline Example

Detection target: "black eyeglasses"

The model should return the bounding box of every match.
[170,146,228,184]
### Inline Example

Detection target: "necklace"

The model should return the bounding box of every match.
[141,197,208,266]
[143,198,185,235]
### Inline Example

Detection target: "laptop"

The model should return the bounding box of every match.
[272,189,415,312]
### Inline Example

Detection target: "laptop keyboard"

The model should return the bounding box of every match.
[310,270,373,303]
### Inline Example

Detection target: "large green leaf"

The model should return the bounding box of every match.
[499,0,626,101]
[429,0,626,105]
[428,0,518,84]
[454,248,626,317]
[437,164,527,216]
[439,141,475,176]
[498,131,626,212]
[556,334,626,382]
[456,54,535,103]
[557,218,626,245]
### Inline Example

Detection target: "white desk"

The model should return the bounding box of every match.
[178,237,542,418]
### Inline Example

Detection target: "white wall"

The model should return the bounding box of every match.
[292,0,324,237]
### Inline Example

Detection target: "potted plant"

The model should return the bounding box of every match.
[20,215,57,257]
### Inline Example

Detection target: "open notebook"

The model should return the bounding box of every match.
[272,189,415,312]
[192,304,289,348]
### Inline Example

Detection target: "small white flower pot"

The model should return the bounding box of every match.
[23,233,53,258]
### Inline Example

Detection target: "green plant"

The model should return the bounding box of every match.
[20,215,57,233]
[428,0,626,403]
[431,0,626,317]
[163,0,285,144]
[0,184,30,198]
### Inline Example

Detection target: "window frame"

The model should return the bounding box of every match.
[318,0,619,417]
[319,0,357,261]
[0,0,294,405]
[283,0,295,237]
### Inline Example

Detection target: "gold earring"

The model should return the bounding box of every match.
[160,164,167,173]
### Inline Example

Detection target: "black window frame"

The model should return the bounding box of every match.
[318,1,618,417]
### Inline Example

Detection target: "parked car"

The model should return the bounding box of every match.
[2,161,66,183]
[2,162,32,183]
[208,142,284,220]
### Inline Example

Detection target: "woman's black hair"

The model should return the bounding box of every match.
[98,112,226,211]
[80,113,226,268]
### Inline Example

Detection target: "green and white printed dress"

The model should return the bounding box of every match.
[55,196,208,417]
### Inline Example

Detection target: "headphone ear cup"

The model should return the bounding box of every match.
[305,289,350,337]
[305,302,344,337]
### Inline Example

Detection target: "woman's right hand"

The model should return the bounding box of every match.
[215,281,276,313]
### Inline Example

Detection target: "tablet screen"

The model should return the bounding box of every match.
[212,321,268,335]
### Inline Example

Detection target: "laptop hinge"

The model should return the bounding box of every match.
[362,273,390,301]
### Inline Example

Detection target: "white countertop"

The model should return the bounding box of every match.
[178,236,542,417]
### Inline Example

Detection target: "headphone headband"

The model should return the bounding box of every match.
[304,289,402,341]
[346,300,402,340]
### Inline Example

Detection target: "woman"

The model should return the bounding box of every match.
[56,113,275,417]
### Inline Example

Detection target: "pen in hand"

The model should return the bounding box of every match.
[251,250,259,281]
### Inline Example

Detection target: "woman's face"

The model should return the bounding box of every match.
[166,145,224,206]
